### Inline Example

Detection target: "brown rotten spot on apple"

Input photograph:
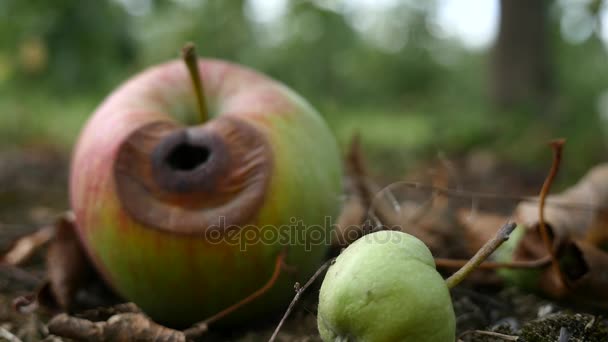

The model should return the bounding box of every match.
[114,116,273,234]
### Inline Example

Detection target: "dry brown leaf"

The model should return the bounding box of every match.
[335,136,471,257]
[332,196,365,247]
[399,200,468,258]
[554,240,608,308]
[46,214,95,311]
[457,208,510,254]
[13,214,98,314]
[531,238,608,309]
[496,222,608,308]
[0,224,55,266]
[346,135,401,229]
[331,135,400,247]
[515,163,608,246]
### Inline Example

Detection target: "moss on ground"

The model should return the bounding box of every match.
[519,313,608,342]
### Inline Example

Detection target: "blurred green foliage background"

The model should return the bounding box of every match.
[1,0,608,180]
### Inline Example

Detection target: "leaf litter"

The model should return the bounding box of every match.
[2,140,608,341]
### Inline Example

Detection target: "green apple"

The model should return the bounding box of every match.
[318,230,455,342]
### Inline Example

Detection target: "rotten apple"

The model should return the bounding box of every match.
[69,45,343,327]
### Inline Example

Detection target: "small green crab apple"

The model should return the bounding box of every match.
[69,45,343,327]
[318,230,455,342]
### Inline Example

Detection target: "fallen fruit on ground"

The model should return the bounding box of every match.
[69,47,343,327]
[317,230,455,342]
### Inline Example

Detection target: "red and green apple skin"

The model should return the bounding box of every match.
[70,59,343,326]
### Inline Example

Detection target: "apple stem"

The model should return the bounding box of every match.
[445,221,516,289]
[182,42,209,123]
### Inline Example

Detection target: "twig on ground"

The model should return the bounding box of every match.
[375,181,606,214]
[458,329,519,341]
[48,250,288,341]
[1,224,55,266]
[48,312,185,342]
[268,258,335,342]
[435,255,551,270]
[445,222,517,289]
[75,302,141,321]
[0,327,22,342]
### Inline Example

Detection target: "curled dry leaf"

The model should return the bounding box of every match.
[493,221,608,308]
[551,240,608,308]
[456,162,608,308]
[332,196,365,247]
[506,163,608,306]
[515,163,608,246]
[46,214,95,311]
[12,213,100,315]
[0,224,55,266]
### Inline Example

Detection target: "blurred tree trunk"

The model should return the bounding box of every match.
[491,0,553,111]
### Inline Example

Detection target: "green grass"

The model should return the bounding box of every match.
[0,89,96,149]
[322,106,495,175]
[0,89,604,185]
[326,109,433,152]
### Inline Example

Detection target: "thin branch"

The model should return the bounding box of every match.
[0,327,22,342]
[458,330,519,341]
[435,255,551,270]
[1,225,55,266]
[268,258,334,342]
[445,222,517,289]
[183,249,287,339]
[48,312,185,342]
[75,302,141,321]
[181,42,209,123]
[375,181,607,214]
